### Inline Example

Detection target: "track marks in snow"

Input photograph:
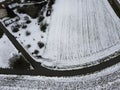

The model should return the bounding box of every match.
[42,0,120,66]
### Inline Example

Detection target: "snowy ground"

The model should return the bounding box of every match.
[0,61,120,89]
[0,0,5,3]
[0,0,120,70]
[0,35,18,68]
[118,0,120,4]
[0,0,120,89]
[42,0,120,69]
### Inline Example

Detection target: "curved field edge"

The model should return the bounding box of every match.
[41,0,120,70]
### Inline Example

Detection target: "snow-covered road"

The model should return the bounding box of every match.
[42,0,120,68]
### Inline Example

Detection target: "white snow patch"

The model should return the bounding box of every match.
[0,35,18,68]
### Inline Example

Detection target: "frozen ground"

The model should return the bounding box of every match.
[0,0,120,89]
[0,0,5,3]
[118,0,120,4]
[0,0,120,70]
[0,35,18,68]
[42,0,120,69]
[0,61,120,89]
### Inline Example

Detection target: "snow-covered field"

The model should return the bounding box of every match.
[0,35,18,68]
[42,0,120,69]
[0,0,120,70]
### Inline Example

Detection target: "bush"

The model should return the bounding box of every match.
[25,31,31,36]
[26,44,31,48]
[9,55,30,70]
[22,24,27,29]
[12,27,19,33]
[38,15,44,23]
[38,41,44,48]
[48,0,56,8]
[32,50,39,55]
[40,23,48,32]
[24,16,31,24]
[26,20,31,24]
